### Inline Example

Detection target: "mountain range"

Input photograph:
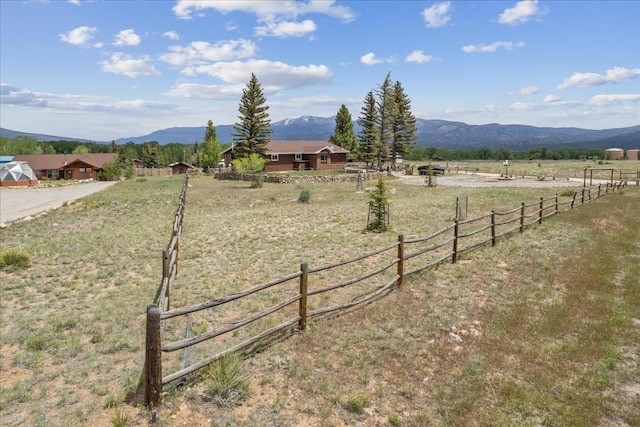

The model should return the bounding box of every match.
[2,116,639,151]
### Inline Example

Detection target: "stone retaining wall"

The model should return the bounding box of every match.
[214,171,383,184]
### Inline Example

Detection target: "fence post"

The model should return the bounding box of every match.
[520,202,525,233]
[598,184,601,198]
[452,220,459,263]
[588,188,592,202]
[538,197,543,224]
[491,211,496,246]
[581,188,585,204]
[298,262,308,331]
[145,305,162,409]
[397,235,404,287]
[571,191,577,209]
[555,193,559,215]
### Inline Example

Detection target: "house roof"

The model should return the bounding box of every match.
[222,140,349,155]
[169,161,197,168]
[12,153,118,170]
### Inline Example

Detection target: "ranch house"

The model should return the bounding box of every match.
[12,153,118,181]
[222,140,349,172]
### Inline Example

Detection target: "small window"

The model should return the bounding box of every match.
[320,153,327,163]
[79,168,85,172]
[295,153,303,161]
[270,154,279,161]
[86,168,92,172]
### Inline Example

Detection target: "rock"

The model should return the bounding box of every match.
[448,332,462,343]
[452,345,464,353]
[0,223,7,229]
[450,326,458,333]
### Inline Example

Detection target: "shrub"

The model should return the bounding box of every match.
[109,409,129,427]
[204,353,250,407]
[366,176,390,233]
[346,392,369,414]
[298,188,311,203]
[0,249,30,270]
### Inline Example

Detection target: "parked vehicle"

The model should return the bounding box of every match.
[418,164,446,175]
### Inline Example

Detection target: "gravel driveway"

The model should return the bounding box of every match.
[0,181,118,223]
[401,173,587,188]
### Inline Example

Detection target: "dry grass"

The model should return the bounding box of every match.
[0,166,638,426]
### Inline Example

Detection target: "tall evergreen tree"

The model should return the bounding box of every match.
[232,73,272,157]
[357,91,380,169]
[329,104,358,157]
[201,119,223,168]
[374,72,395,170]
[389,80,417,168]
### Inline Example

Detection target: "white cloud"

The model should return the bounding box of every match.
[589,94,640,106]
[255,19,317,37]
[113,29,141,46]
[543,94,561,103]
[160,39,257,66]
[59,26,97,46]
[163,31,180,41]
[100,53,161,78]
[558,67,640,90]
[0,84,48,106]
[509,102,540,111]
[360,52,394,65]
[462,41,525,53]
[406,50,434,63]
[179,59,333,90]
[163,83,245,99]
[499,0,545,26]
[67,0,81,5]
[519,85,540,95]
[422,1,451,28]
[172,0,355,23]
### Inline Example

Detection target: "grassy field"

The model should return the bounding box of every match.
[0,162,638,426]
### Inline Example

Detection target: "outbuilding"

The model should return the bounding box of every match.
[0,161,38,187]
[604,148,624,160]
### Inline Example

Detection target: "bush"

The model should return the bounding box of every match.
[204,353,250,407]
[346,392,369,414]
[0,249,30,270]
[298,188,311,203]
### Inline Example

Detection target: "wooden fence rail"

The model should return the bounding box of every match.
[145,178,628,409]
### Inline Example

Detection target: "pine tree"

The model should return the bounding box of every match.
[201,119,222,169]
[232,73,272,158]
[329,104,358,157]
[357,91,380,169]
[375,72,395,170]
[366,176,390,233]
[389,80,417,169]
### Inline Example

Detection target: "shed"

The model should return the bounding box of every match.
[627,149,638,161]
[0,161,38,187]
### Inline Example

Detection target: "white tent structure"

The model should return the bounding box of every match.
[0,161,38,186]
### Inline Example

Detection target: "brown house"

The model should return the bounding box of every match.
[222,141,349,172]
[169,161,198,175]
[12,153,118,181]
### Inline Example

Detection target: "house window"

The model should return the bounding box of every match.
[270,154,279,161]
[47,170,59,179]
[295,153,303,161]
[86,168,92,172]
[320,153,327,163]
[79,168,85,172]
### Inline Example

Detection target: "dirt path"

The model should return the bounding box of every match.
[0,181,118,223]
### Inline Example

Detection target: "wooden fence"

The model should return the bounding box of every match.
[144,178,628,408]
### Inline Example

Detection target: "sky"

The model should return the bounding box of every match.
[1,0,639,142]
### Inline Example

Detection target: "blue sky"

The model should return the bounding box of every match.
[1,0,639,141]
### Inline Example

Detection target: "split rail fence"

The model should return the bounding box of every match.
[145,177,629,408]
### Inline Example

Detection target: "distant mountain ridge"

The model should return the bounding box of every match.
[2,116,639,151]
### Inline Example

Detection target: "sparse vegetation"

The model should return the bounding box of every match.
[298,187,311,203]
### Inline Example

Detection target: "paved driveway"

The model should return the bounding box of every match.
[0,181,118,223]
